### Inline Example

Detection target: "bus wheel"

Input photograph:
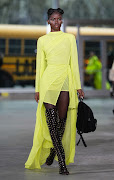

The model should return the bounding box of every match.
[0,70,15,87]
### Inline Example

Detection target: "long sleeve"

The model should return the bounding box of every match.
[35,38,46,92]
[70,35,81,90]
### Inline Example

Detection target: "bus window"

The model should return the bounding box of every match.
[9,39,21,55]
[24,39,37,55]
[0,38,6,54]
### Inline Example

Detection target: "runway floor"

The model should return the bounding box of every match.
[0,98,114,180]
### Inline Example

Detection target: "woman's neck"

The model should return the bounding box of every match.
[50,28,61,32]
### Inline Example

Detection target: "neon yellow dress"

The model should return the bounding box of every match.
[25,30,81,169]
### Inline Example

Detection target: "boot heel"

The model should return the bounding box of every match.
[59,158,69,175]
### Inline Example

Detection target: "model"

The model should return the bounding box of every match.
[25,8,84,175]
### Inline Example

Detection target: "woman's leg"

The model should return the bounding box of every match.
[56,91,69,143]
[44,91,69,121]
[44,92,69,175]
[43,102,57,166]
[44,91,69,145]
[56,91,69,120]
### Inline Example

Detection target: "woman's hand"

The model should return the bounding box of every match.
[35,92,39,103]
[77,89,85,99]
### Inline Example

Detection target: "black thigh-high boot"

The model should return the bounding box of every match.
[45,108,69,175]
[46,116,67,166]
[45,109,59,166]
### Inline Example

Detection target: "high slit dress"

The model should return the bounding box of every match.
[25,30,81,169]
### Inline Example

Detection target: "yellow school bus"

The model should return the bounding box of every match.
[0,24,114,87]
[0,25,46,87]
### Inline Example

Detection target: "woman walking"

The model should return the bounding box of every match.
[25,8,84,175]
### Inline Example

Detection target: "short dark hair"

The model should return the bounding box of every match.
[47,8,64,20]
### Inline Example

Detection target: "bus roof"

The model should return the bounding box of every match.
[0,24,114,38]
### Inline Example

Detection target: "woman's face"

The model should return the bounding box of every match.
[47,12,62,31]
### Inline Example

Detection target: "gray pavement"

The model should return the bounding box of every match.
[0,98,114,180]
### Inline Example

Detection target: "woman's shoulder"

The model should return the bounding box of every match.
[64,32,76,42]
[37,34,47,41]
[64,32,75,38]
